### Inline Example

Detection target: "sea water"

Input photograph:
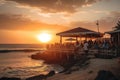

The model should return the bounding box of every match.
[0,44,63,79]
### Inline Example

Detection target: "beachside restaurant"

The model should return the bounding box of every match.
[55,27,104,54]
[55,27,119,59]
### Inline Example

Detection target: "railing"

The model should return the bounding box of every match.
[46,46,120,58]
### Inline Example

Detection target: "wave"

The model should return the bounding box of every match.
[0,48,45,53]
[0,44,46,53]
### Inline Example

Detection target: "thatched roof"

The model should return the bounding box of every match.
[106,30,120,34]
[56,27,103,37]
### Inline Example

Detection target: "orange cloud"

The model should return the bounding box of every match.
[0,14,68,32]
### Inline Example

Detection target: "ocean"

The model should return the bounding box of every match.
[0,44,63,79]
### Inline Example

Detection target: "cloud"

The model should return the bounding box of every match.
[6,0,101,13]
[109,11,120,18]
[1,11,119,33]
[0,14,68,32]
[69,21,111,32]
[69,11,120,32]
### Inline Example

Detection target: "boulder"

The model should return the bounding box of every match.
[26,71,55,80]
[95,70,118,80]
[26,74,46,80]
[46,70,55,77]
[0,77,21,80]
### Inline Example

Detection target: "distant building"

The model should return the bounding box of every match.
[106,30,120,45]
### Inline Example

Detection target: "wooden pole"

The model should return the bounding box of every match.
[60,36,62,44]
[96,20,100,33]
[76,37,78,42]
[118,33,119,45]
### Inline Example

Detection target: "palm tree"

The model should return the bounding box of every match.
[114,20,120,30]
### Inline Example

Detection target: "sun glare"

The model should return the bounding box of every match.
[37,33,52,43]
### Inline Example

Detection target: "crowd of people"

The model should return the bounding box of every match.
[74,39,117,55]
[46,39,118,55]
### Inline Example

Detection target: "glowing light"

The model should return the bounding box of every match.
[37,33,52,43]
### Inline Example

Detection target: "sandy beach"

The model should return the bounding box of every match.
[47,58,120,80]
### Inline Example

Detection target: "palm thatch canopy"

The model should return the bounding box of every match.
[56,27,103,38]
[106,30,120,34]
[65,38,76,41]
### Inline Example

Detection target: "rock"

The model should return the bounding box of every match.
[0,77,21,80]
[95,70,118,80]
[26,71,55,80]
[46,70,55,77]
[71,66,79,72]
[95,54,114,59]
[26,74,46,80]
[88,70,93,74]
[64,70,71,74]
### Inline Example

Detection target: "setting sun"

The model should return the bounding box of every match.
[37,33,52,43]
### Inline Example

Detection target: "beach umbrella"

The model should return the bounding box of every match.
[65,38,76,42]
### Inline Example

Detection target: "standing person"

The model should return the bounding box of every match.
[74,41,80,54]
[83,41,89,55]
[74,41,80,59]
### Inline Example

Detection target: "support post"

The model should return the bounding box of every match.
[76,37,78,42]
[118,33,120,45]
[60,36,62,44]
[96,20,100,33]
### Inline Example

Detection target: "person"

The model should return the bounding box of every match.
[83,41,89,55]
[74,41,80,54]
[94,40,99,49]
[74,41,81,59]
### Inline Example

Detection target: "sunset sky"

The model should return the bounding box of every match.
[0,0,120,44]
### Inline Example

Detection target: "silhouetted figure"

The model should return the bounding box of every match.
[74,41,80,54]
[83,41,89,55]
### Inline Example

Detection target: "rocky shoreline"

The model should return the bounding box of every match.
[0,58,120,80]
[0,70,55,80]
[1,50,120,80]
